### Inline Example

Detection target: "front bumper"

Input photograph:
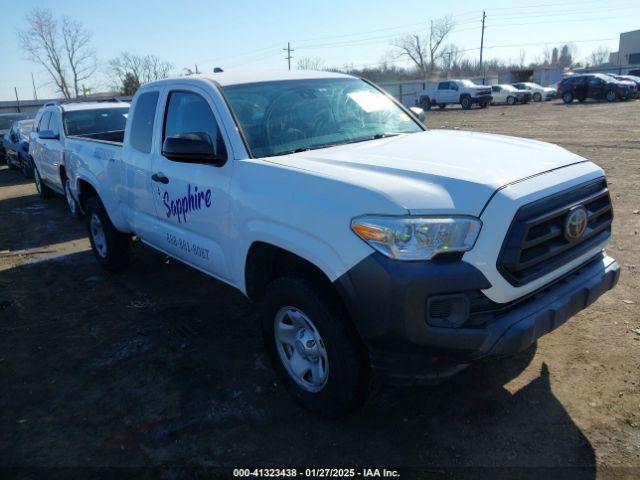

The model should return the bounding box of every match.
[471,94,492,104]
[335,252,619,384]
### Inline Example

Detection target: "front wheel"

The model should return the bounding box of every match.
[261,277,369,417]
[64,178,82,219]
[85,196,130,272]
[479,101,488,108]
[34,167,53,199]
[460,97,472,110]
[507,96,516,105]
[21,157,34,179]
[533,92,542,102]
[605,90,617,102]
[419,96,431,111]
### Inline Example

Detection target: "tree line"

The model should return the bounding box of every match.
[19,8,613,98]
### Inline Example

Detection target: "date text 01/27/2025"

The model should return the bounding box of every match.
[166,232,210,260]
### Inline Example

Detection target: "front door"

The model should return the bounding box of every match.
[149,86,235,282]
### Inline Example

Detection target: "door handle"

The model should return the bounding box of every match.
[151,173,169,184]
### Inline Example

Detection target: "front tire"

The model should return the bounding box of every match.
[533,92,542,102]
[419,96,431,111]
[34,167,53,199]
[460,96,472,110]
[261,276,369,417]
[605,90,617,102]
[21,156,34,179]
[85,196,130,272]
[64,178,82,219]
[507,96,516,105]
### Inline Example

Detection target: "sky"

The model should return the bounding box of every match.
[1,0,639,100]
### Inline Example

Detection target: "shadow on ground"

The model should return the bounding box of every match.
[0,244,595,476]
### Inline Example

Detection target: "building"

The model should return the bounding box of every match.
[611,29,640,66]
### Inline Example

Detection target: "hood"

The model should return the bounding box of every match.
[264,130,587,216]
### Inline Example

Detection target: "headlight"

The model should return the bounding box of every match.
[351,215,481,261]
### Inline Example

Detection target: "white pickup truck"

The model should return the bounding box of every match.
[417,79,493,110]
[64,70,619,416]
[29,100,130,218]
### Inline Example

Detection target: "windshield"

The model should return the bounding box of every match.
[18,121,33,140]
[63,107,129,137]
[502,85,517,92]
[0,116,24,130]
[222,78,422,158]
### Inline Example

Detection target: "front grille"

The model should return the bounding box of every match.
[498,178,613,286]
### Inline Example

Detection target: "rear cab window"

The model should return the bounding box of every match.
[129,92,159,153]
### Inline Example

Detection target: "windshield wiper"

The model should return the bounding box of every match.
[268,133,405,157]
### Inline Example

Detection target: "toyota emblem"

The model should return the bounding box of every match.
[564,206,588,242]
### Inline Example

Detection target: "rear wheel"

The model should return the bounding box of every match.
[34,167,53,199]
[562,91,574,103]
[605,90,617,102]
[261,276,369,417]
[479,101,488,108]
[507,96,516,105]
[419,96,431,111]
[64,178,82,219]
[85,196,130,272]
[438,104,446,110]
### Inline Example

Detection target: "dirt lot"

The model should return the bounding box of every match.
[0,99,638,477]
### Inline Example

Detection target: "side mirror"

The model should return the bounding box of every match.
[409,107,426,122]
[38,130,59,140]
[162,132,226,165]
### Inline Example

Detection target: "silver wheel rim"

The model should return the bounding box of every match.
[34,169,42,193]
[274,307,329,392]
[90,213,108,258]
[65,180,77,215]
[607,91,615,101]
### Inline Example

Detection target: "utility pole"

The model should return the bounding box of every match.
[31,72,38,100]
[14,87,21,112]
[283,42,294,70]
[195,64,199,74]
[479,10,486,84]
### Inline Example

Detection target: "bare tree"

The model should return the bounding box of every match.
[392,15,455,76]
[440,43,463,76]
[296,57,325,70]
[61,17,96,97]
[428,16,455,72]
[392,35,429,76]
[19,8,71,98]
[108,52,173,94]
[587,46,611,67]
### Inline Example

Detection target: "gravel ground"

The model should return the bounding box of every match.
[0,98,638,478]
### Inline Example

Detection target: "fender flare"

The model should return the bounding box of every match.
[74,174,130,232]
[236,220,368,295]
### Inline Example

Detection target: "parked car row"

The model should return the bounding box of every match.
[414,72,640,111]
[3,119,35,177]
[416,79,557,111]
[14,70,619,417]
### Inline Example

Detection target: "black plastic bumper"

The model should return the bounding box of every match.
[471,94,492,104]
[334,252,619,384]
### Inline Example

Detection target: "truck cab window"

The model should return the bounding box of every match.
[163,91,227,159]
[129,91,159,153]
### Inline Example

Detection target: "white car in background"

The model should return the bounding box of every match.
[490,85,532,105]
[512,82,557,101]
